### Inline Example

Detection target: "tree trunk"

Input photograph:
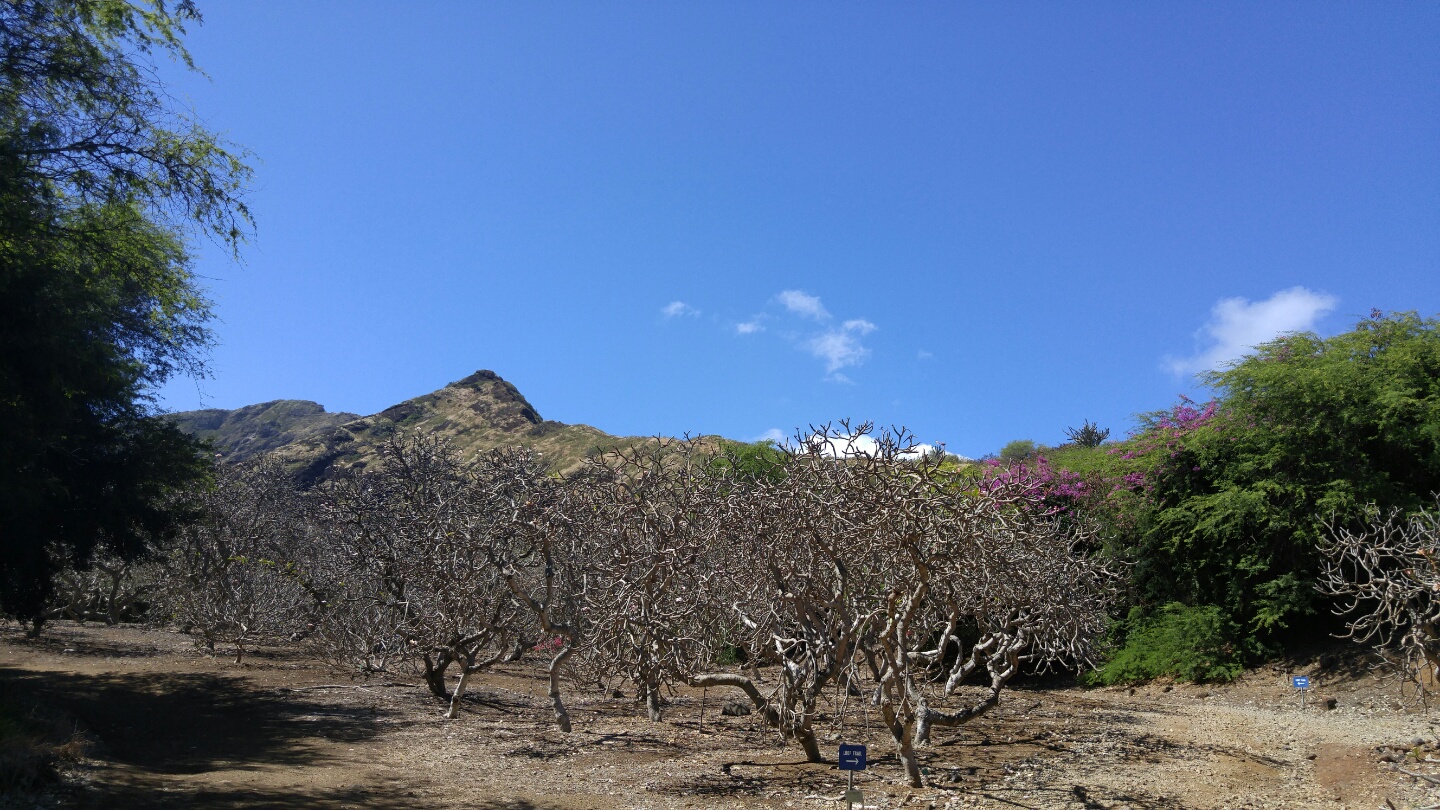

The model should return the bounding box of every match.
[105,568,124,625]
[896,729,922,788]
[915,701,933,745]
[645,680,663,722]
[686,671,823,760]
[446,669,472,719]
[548,645,573,732]
[882,704,923,787]
[795,722,823,763]
[422,650,453,699]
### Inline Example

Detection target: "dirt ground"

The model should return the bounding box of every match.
[4,624,1440,810]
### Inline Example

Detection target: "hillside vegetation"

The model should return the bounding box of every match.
[169,400,359,462]
[1032,311,1440,682]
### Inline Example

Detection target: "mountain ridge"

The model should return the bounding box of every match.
[167,370,652,482]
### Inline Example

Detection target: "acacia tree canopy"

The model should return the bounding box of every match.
[1124,311,1440,654]
[0,0,249,623]
[0,0,252,243]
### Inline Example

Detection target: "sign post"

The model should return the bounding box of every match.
[839,744,866,809]
[1292,675,1311,708]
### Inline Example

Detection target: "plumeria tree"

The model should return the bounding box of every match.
[1320,500,1440,701]
[682,424,1116,785]
[152,459,312,662]
[307,436,540,716]
[568,439,728,721]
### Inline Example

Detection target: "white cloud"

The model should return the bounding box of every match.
[730,289,878,381]
[812,432,879,457]
[754,428,787,444]
[1165,287,1337,376]
[916,349,934,360]
[808,332,867,373]
[808,319,878,376]
[777,290,830,321]
[662,300,699,318]
[809,432,942,460]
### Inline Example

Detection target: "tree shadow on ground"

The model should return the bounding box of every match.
[58,779,585,810]
[60,781,416,810]
[0,667,401,776]
[961,783,1193,809]
[1,624,178,660]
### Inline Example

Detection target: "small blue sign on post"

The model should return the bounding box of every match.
[838,744,867,771]
[1293,675,1312,708]
[839,744,867,810]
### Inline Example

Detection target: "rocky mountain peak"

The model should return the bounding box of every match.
[167,370,641,482]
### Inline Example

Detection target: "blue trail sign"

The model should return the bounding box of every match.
[838,744,867,771]
[1292,675,1313,708]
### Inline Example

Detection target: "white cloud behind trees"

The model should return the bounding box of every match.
[1165,287,1338,376]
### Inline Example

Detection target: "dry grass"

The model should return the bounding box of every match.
[0,692,88,795]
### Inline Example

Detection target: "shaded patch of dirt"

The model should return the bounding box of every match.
[2,622,1440,809]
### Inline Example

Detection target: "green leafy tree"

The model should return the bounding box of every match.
[0,0,250,625]
[1109,311,1440,668]
[1,0,251,241]
[708,439,788,483]
[999,439,1037,462]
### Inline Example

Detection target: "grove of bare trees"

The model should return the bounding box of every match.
[50,424,1119,787]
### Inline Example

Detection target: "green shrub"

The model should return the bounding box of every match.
[999,439,1038,462]
[1090,603,1247,684]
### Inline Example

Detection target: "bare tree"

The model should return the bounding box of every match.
[152,459,312,662]
[435,447,552,719]
[307,436,539,717]
[568,439,728,721]
[1063,420,1111,448]
[682,424,1115,786]
[1320,499,1440,699]
[684,424,905,764]
[48,546,159,625]
[485,458,586,732]
[872,473,1116,786]
[304,460,421,680]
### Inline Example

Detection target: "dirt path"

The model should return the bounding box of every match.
[3,623,1440,809]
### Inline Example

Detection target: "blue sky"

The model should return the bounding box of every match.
[155,2,1440,458]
